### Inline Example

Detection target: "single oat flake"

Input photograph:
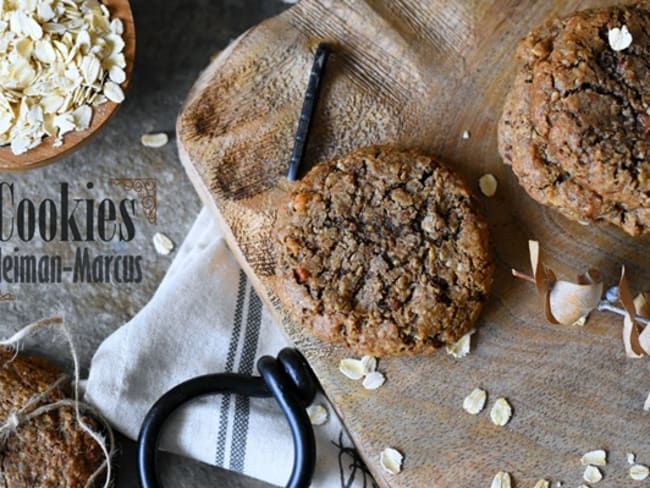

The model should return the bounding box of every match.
[153,232,175,256]
[583,465,603,483]
[360,355,377,375]
[462,130,471,140]
[339,358,365,380]
[362,371,385,390]
[608,25,633,51]
[491,471,511,488]
[446,331,473,358]
[479,173,498,197]
[644,391,650,411]
[379,447,403,475]
[490,398,512,426]
[306,404,328,426]
[534,480,549,488]
[462,388,487,415]
[580,449,607,466]
[630,464,650,481]
[141,132,169,148]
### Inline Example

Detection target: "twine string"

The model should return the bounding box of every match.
[0,317,115,488]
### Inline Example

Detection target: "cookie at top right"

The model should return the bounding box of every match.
[498,3,650,236]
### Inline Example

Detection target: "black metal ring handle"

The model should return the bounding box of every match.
[137,348,318,488]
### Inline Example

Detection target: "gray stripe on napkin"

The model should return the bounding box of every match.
[215,269,247,466]
[229,288,263,472]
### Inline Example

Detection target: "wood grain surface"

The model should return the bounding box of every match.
[177,1,650,486]
[0,0,136,171]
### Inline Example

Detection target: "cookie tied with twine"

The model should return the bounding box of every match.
[0,318,114,488]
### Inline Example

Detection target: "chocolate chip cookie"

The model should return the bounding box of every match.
[499,3,650,235]
[0,348,107,488]
[276,146,494,357]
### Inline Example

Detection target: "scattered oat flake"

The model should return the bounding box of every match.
[609,25,633,52]
[644,392,650,411]
[572,315,588,326]
[479,173,498,197]
[306,404,328,426]
[153,232,174,256]
[490,471,511,488]
[581,449,607,466]
[379,447,403,475]
[360,355,377,375]
[490,398,512,426]
[446,331,473,358]
[339,358,365,380]
[362,371,385,390]
[533,481,549,488]
[583,465,603,483]
[628,453,636,465]
[630,464,650,481]
[462,388,487,415]
[141,132,169,148]
[462,130,471,140]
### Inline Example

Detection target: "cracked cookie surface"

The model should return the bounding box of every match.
[498,3,650,235]
[275,146,494,357]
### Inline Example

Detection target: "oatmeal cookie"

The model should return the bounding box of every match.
[276,146,494,356]
[498,4,650,235]
[0,348,107,488]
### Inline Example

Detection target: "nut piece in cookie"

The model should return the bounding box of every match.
[276,146,494,357]
[498,4,650,236]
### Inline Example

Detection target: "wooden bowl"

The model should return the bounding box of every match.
[0,0,136,171]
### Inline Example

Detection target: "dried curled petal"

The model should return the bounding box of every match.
[619,267,649,357]
[529,241,603,326]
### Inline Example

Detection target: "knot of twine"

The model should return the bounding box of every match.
[0,317,115,488]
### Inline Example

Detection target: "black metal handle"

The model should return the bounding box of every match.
[137,348,318,488]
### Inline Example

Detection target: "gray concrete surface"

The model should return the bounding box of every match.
[0,1,288,486]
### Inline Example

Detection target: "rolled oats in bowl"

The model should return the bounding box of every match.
[0,0,127,155]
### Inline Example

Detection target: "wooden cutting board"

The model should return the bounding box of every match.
[176,1,650,486]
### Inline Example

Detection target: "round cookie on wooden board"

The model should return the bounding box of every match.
[0,348,106,488]
[498,3,650,236]
[275,146,494,357]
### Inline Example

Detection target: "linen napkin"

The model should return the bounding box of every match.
[85,207,375,488]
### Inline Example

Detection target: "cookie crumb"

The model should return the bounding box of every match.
[380,447,403,475]
[608,25,633,51]
[627,453,636,465]
[479,174,498,197]
[534,480,549,488]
